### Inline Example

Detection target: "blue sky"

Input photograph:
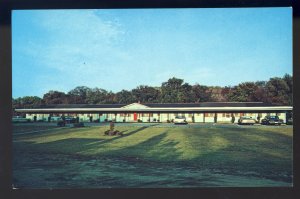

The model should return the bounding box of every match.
[12,8,292,98]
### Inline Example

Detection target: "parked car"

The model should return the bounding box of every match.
[174,116,188,124]
[261,116,283,125]
[64,116,77,124]
[238,116,256,125]
[50,116,63,122]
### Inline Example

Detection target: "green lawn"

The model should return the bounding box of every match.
[13,124,293,188]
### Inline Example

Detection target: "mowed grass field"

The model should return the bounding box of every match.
[13,123,293,188]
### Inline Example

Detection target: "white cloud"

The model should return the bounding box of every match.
[17,10,139,92]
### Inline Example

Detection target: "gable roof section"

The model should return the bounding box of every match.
[121,103,150,109]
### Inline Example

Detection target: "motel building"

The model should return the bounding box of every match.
[15,102,292,124]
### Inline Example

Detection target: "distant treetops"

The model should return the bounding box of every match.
[13,74,292,110]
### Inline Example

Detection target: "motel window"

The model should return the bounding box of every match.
[277,113,281,116]
[120,113,124,117]
[149,113,153,117]
[206,113,214,117]
[188,113,192,117]
[234,113,240,117]
[158,113,160,116]
[225,113,231,118]
[174,113,178,117]
[196,113,201,116]
[99,113,103,116]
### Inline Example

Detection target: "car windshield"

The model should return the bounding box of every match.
[269,116,279,119]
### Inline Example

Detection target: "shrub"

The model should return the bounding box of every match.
[104,130,123,136]
[153,118,157,122]
[138,119,142,123]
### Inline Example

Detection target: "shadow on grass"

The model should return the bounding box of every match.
[15,138,105,154]
[108,130,184,162]
[16,124,161,155]
[99,123,160,145]
[184,127,293,182]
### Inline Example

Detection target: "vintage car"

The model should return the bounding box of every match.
[64,116,77,124]
[261,116,283,125]
[238,116,256,125]
[174,116,188,124]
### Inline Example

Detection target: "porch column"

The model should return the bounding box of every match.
[214,112,217,123]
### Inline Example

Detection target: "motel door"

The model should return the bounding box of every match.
[134,113,137,121]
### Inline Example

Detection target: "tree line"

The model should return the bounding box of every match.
[12,74,292,111]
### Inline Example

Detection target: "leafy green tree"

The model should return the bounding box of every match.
[86,88,108,104]
[227,82,259,102]
[220,86,232,102]
[132,86,160,103]
[265,77,290,105]
[14,74,292,106]
[209,86,226,102]
[13,96,42,108]
[115,90,135,104]
[283,74,293,105]
[104,91,117,104]
[43,90,68,104]
[161,77,184,103]
[192,84,212,102]
[178,83,193,102]
[67,86,92,104]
